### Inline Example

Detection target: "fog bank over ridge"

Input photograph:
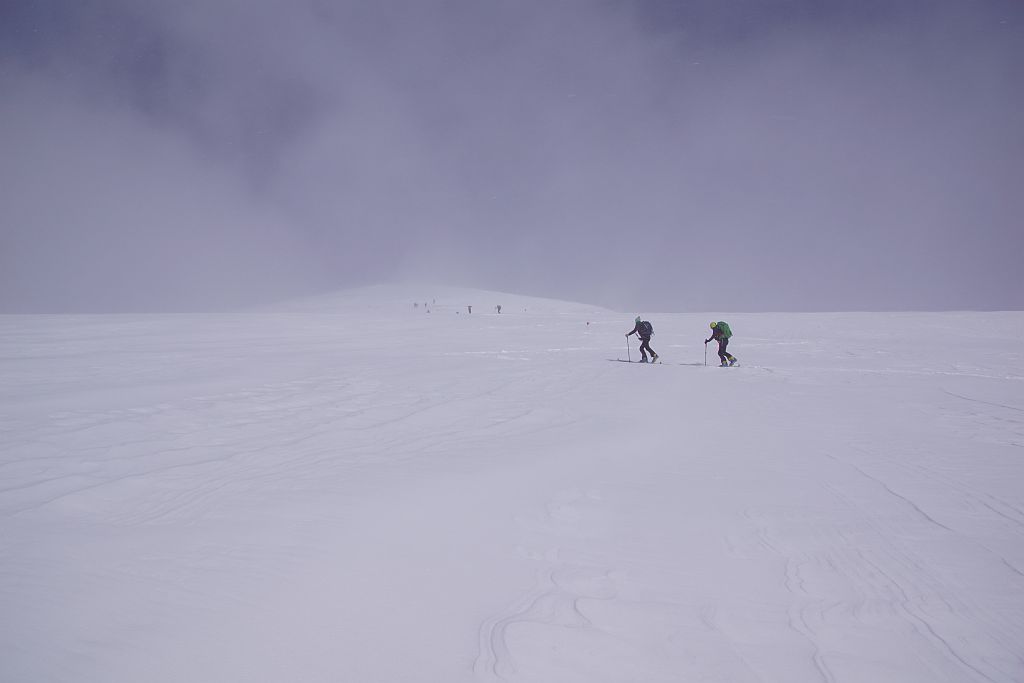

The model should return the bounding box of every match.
[1,0,1021,313]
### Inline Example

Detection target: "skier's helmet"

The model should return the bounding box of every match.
[635,316,642,323]
[710,321,718,328]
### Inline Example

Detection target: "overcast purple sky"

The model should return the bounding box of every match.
[1,0,1021,312]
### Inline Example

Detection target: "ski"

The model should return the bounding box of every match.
[608,359,662,364]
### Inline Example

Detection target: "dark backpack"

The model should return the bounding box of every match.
[638,320,653,337]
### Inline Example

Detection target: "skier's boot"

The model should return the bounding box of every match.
[650,353,659,363]
[720,360,729,367]
[639,357,648,363]
[729,356,738,366]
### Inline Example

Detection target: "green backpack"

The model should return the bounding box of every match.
[717,322,732,338]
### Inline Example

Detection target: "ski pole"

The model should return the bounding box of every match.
[627,337,631,362]
[704,341,707,366]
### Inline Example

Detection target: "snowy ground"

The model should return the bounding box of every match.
[2,285,1023,683]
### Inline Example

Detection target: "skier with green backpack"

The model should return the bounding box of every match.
[705,321,738,367]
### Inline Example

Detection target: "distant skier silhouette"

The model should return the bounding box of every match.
[626,316,658,363]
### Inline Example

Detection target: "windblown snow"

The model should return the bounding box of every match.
[2,285,1023,682]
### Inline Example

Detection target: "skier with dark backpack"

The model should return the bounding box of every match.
[626,316,658,363]
[705,321,737,366]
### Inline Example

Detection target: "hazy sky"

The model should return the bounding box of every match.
[1,0,1022,312]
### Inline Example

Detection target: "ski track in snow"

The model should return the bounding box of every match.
[1,294,1023,683]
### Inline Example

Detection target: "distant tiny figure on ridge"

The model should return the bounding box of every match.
[467,305,473,314]
[626,316,658,363]
[496,304,502,314]
[706,321,737,367]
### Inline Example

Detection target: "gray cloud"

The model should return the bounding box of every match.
[2,0,1021,312]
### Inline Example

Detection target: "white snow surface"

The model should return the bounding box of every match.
[2,285,1023,683]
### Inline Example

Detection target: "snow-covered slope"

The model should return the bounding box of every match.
[2,287,1022,682]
